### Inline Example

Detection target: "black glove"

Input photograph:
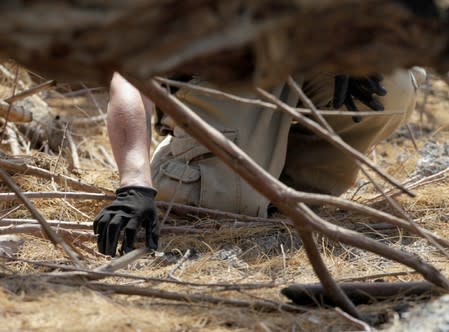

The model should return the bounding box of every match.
[93,186,159,257]
[333,75,387,123]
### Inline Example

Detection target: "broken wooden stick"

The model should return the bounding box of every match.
[4,80,56,104]
[282,281,440,306]
[0,169,83,265]
[0,158,111,193]
[0,224,95,242]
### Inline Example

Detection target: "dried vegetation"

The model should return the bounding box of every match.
[0,62,448,331]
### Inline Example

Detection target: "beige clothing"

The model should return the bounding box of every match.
[152,68,426,216]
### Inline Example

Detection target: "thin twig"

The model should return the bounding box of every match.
[298,203,449,290]
[168,249,193,281]
[94,247,152,273]
[367,167,449,203]
[85,282,306,313]
[0,169,83,266]
[2,190,448,251]
[0,224,95,241]
[337,270,418,283]
[4,80,56,103]
[360,167,449,260]
[406,124,419,152]
[155,77,403,118]
[300,232,360,318]
[0,158,111,193]
[3,256,280,290]
[66,129,80,171]
[0,191,115,201]
[0,64,19,142]
[335,308,372,332]
[287,76,335,134]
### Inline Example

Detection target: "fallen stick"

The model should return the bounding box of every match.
[0,224,95,242]
[0,191,115,200]
[3,256,280,290]
[85,281,306,313]
[0,158,111,193]
[282,281,441,306]
[2,190,449,250]
[337,271,419,283]
[0,169,83,265]
[0,219,212,235]
[4,80,56,104]
[155,77,403,118]
[0,191,292,225]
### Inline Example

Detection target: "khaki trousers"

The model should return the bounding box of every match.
[151,68,426,217]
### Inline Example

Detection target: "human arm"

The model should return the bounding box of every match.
[93,72,159,256]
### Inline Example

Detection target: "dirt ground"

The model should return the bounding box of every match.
[0,64,448,331]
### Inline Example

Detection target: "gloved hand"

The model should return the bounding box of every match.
[333,75,387,122]
[93,186,159,256]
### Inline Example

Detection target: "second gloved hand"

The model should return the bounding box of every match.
[333,75,387,122]
[93,186,159,257]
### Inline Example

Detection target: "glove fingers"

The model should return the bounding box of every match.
[367,97,384,111]
[354,77,387,97]
[349,90,383,112]
[145,214,159,250]
[368,75,387,96]
[333,75,349,109]
[344,96,362,123]
[105,214,125,256]
[121,217,139,255]
[94,214,110,254]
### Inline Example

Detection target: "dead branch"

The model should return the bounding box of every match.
[155,77,402,118]
[300,232,359,317]
[298,203,449,290]
[0,158,111,193]
[0,169,83,265]
[4,256,279,291]
[0,224,94,242]
[338,271,418,283]
[0,191,115,201]
[2,190,449,251]
[0,191,292,225]
[0,219,213,236]
[85,281,306,313]
[335,308,372,332]
[4,80,56,104]
[282,281,440,306]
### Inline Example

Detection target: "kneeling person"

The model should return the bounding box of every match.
[94,68,426,256]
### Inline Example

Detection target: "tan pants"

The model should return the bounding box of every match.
[151,68,426,217]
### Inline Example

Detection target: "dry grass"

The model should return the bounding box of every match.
[0,64,449,331]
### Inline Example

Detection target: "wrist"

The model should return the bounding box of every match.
[119,174,153,188]
[116,185,157,197]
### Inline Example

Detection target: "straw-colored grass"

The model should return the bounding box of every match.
[0,63,448,331]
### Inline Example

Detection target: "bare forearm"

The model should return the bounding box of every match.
[107,73,153,188]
